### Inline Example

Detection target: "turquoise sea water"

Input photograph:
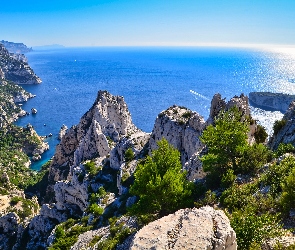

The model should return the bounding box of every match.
[15,47,295,170]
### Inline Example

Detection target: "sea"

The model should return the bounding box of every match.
[15,46,295,170]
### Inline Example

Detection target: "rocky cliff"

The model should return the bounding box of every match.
[269,101,295,150]
[0,40,33,54]
[0,43,41,84]
[0,90,270,249]
[149,105,206,181]
[249,92,295,113]
[47,91,149,210]
[149,93,257,181]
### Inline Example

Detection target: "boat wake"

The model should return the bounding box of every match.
[190,90,210,101]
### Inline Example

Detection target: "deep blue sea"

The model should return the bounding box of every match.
[15,47,295,170]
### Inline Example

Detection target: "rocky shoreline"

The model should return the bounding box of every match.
[249,91,295,113]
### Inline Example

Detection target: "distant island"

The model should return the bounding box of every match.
[33,44,65,50]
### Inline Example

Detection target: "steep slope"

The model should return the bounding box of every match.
[0,43,41,84]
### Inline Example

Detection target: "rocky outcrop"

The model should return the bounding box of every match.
[69,216,138,250]
[249,92,295,113]
[0,81,34,128]
[47,91,149,212]
[58,124,68,140]
[149,105,206,181]
[0,213,19,250]
[262,236,295,250]
[49,90,146,183]
[269,101,295,150]
[207,93,227,125]
[0,43,41,84]
[149,93,256,181]
[207,93,256,144]
[21,124,49,158]
[128,206,237,250]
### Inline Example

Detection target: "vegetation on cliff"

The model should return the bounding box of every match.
[129,138,194,220]
[196,108,295,249]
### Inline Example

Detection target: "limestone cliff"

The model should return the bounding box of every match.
[149,93,257,181]
[269,101,295,150]
[0,40,33,54]
[47,90,149,211]
[249,92,295,113]
[149,105,206,181]
[0,43,41,84]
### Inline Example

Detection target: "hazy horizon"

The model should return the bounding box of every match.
[1,0,295,48]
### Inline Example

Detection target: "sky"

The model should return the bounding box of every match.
[1,0,295,47]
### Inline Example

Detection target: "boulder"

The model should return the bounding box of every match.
[31,108,37,114]
[128,206,237,250]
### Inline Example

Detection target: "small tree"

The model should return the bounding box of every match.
[124,147,134,162]
[129,138,194,219]
[200,107,249,187]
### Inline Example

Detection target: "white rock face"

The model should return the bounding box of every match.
[0,213,19,250]
[58,124,68,140]
[54,165,89,212]
[129,206,237,250]
[269,101,295,150]
[149,105,206,181]
[14,91,35,103]
[48,91,149,212]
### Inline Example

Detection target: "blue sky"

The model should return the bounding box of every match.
[1,0,295,47]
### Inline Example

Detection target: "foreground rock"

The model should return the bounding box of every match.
[129,206,237,250]
[249,92,295,113]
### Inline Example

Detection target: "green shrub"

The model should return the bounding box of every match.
[229,210,282,250]
[124,148,134,162]
[88,203,104,216]
[237,143,272,175]
[221,169,236,188]
[280,167,295,213]
[273,119,286,135]
[182,111,192,119]
[96,217,134,250]
[89,235,103,247]
[254,124,268,143]
[200,107,249,188]
[261,156,295,196]
[84,161,100,176]
[49,219,92,250]
[194,190,217,208]
[220,183,258,211]
[275,143,295,158]
[129,138,194,219]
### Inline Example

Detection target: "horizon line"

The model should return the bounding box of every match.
[32,43,295,49]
